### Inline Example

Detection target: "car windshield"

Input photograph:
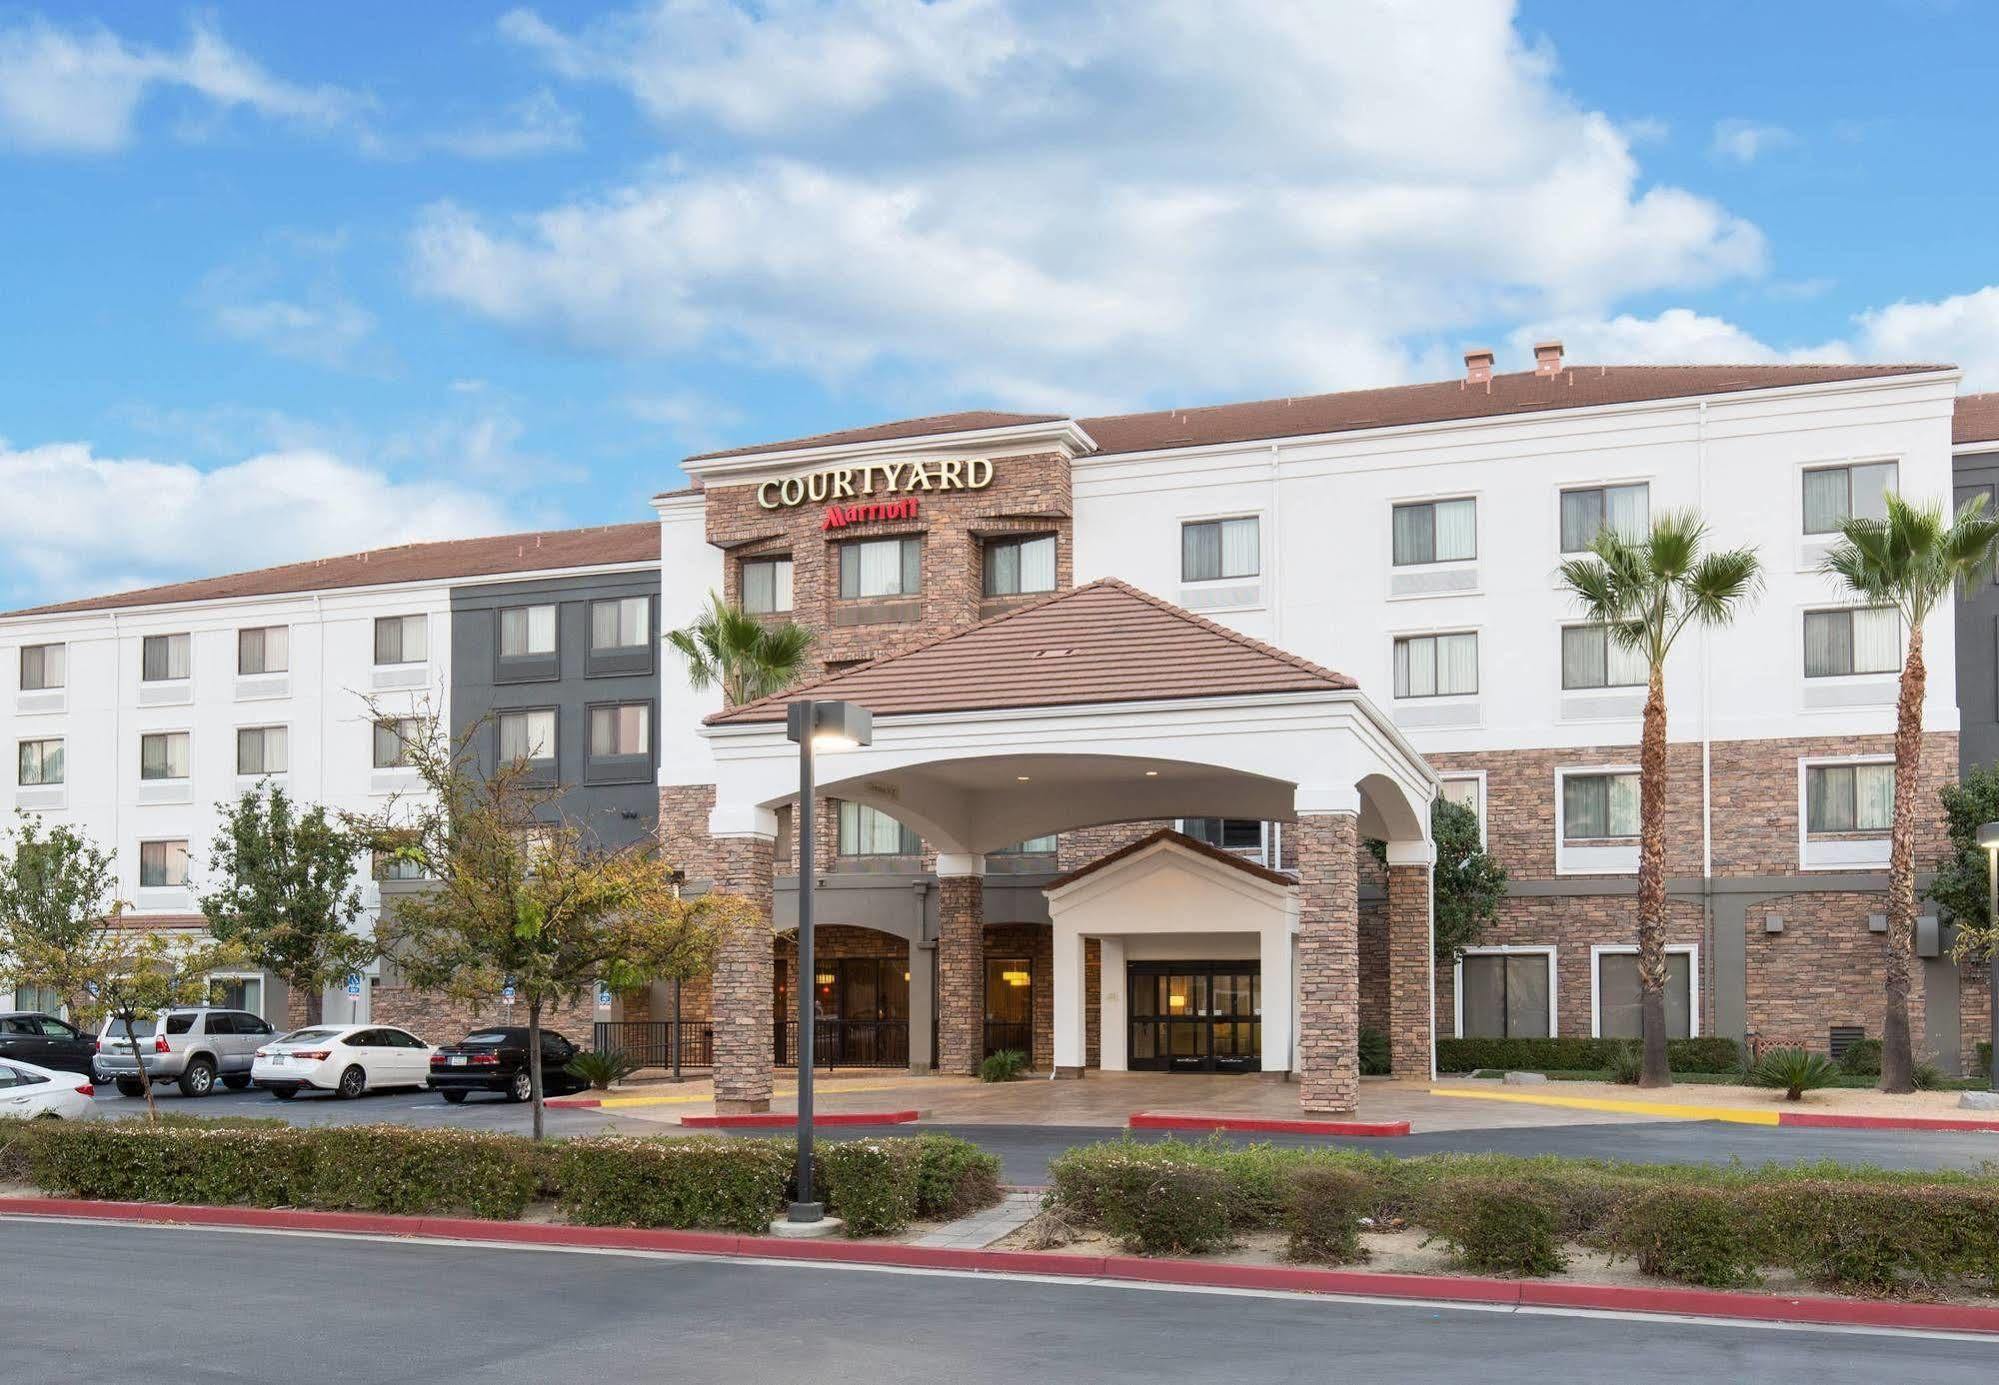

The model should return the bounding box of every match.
[104,1017,156,1038]
[278,1028,344,1045]
[463,1032,513,1046]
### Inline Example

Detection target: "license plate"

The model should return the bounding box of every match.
[269,1055,286,1066]
[449,1056,466,1066]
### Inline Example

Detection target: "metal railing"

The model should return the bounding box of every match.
[777,1018,909,1069]
[594,1020,712,1071]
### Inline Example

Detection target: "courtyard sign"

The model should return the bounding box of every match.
[757,457,993,510]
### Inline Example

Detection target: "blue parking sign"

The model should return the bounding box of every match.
[346,974,362,997]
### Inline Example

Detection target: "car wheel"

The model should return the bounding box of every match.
[178,1059,216,1098]
[222,1073,252,1091]
[115,1077,144,1098]
[267,1086,297,1100]
[440,1089,468,1104]
[507,1071,533,1103]
[336,1065,367,1099]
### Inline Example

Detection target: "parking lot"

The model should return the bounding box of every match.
[84,1082,665,1136]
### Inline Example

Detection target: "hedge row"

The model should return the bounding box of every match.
[1047,1139,1999,1295]
[1,1121,1002,1238]
[1436,1036,1742,1074]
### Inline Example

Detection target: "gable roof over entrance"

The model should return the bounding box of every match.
[1046,827,1295,891]
[707,578,1357,725]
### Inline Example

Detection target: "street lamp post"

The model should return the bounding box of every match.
[785,698,873,1226]
[1977,823,1999,1092]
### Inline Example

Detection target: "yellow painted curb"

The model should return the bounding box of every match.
[587,1079,911,1111]
[1427,1086,1782,1126]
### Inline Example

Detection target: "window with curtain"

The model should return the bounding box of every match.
[1181,818,1268,858]
[17,738,63,786]
[374,615,427,665]
[373,717,419,769]
[1438,776,1481,822]
[589,597,650,651]
[838,538,922,599]
[983,534,1058,596]
[499,710,557,763]
[1563,772,1639,839]
[139,732,189,781]
[1181,516,1260,581]
[13,985,63,1015]
[837,802,921,855]
[741,558,794,614]
[1806,763,1895,833]
[208,976,263,1014]
[139,840,189,888]
[1803,607,1900,677]
[19,643,64,691]
[993,835,1058,855]
[1390,498,1477,565]
[1459,953,1551,1038]
[374,846,427,881]
[237,626,289,675]
[589,704,651,757]
[1393,632,1478,698]
[1803,462,1897,535]
[141,633,191,682]
[500,605,558,657]
[1597,951,1692,1039]
[235,726,287,775]
[1559,483,1650,552]
[1560,624,1648,690]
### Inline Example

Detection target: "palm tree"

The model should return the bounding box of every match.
[1821,492,1999,1093]
[667,590,815,707]
[1560,509,1762,1088]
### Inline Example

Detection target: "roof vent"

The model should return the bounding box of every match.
[1534,340,1564,376]
[1464,348,1495,385]
[1033,647,1073,659]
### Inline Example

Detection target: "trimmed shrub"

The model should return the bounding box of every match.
[557,1136,790,1233]
[914,1133,1002,1220]
[1749,1048,1840,1101]
[1837,1038,1883,1076]
[1436,1036,1740,1075]
[1283,1163,1371,1264]
[1421,1177,1565,1276]
[818,1139,921,1236]
[1761,1181,1999,1295]
[305,1126,542,1219]
[980,1049,1027,1082]
[1607,1186,1761,1288]
[1358,1027,1391,1077]
[1097,1161,1233,1255]
[1048,1138,1315,1233]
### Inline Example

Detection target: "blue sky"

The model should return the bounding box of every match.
[3,0,1996,608]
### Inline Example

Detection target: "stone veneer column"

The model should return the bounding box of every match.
[1384,851,1434,1080]
[1294,811,1360,1114]
[935,854,986,1076]
[709,830,776,1114]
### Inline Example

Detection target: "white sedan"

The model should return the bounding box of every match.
[251,1025,436,1100]
[0,1056,95,1119]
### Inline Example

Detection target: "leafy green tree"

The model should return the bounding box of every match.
[93,930,244,1117]
[1560,509,1762,1088]
[1926,764,1999,954]
[667,590,814,706]
[200,785,373,1026]
[1822,492,1999,1092]
[1368,796,1507,963]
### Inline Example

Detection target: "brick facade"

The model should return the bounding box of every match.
[1746,891,1927,1054]
[1385,863,1431,1076]
[935,874,985,1075]
[709,832,776,1112]
[1294,812,1360,1113]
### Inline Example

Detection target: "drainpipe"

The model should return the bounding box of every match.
[1697,399,1716,1031]
[1268,443,1283,646]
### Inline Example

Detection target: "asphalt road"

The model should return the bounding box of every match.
[0,1219,1989,1384]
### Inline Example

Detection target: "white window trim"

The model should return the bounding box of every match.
[374,614,430,668]
[1554,763,1642,876]
[205,971,267,1018]
[138,728,194,782]
[1176,507,1267,589]
[1552,475,1653,556]
[1387,490,1482,568]
[1588,943,1700,1038]
[1387,626,1481,702]
[136,837,193,891]
[234,722,291,780]
[1173,817,1280,869]
[1798,602,1903,682]
[1453,945,1559,1039]
[1795,453,1902,566]
[1796,754,1896,871]
[1435,771,1486,849]
[17,640,68,693]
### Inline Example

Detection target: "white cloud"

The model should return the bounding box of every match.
[1710,119,1796,165]
[0,14,366,155]
[1505,308,1845,368]
[427,89,582,159]
[211,294,379,370]
[1856,287,1999,389]
[429,0,1765,407]
[0,441,518,606]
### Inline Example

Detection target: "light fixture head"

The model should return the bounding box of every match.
[787,699,874,751]
[1143,770,1159,778]
[1979,822,1999,853]
[1015,774,1031,782]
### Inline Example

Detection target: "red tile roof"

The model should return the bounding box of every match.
[707,578,1356,726]
[4,523,660,619]
[1045,827,1296,891]
[1955,392,1999,446]
[684,411,1069,463]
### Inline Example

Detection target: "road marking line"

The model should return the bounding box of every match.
[1426,1086,1782,1125]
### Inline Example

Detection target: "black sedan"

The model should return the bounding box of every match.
[0,1012,97,1077]
[427,1027,588,1102]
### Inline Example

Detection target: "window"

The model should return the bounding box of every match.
[1181,516,1259,581]
[17,738,62,786]
[139,840,189,888]
[588,704,650,758]
[590,597,651,651]
[1391,498,1476,565]
[983,534,1058,596]
[236,726,288,775]
[1393,632,1478,698]
[1560,624,1648,690]
[207,978,263,1015]
[1181,818,1269,860]
[1458,951,1552,1038]
[1438,776,1481,822]
[140,732,189,781]
[373,838,425,881]
[499,709,557,763]
[141,633,190,682]
[1803,607,1900,677]
[1596,948,1694,1039]
[237,626,289,675]
[500,605,558,657]
[1807,763,1895,833]
[1560,483,1649,552]
[741,558,794,614]
[838,537,922,599]
[994,835,1059,855]
[1803,462,1896,535]
[1563,772,1639,839]
[837,802,921,856]
[373,718,419,769]
[13,985,63,1015]
[19,643,63,691]
[374,615,427,665]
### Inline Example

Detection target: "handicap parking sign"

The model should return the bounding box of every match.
[596,984,612,1007]
[502,983,516,1003]
[346,974,362,997]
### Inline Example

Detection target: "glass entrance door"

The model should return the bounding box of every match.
[1128,963,1262,1073]
[984,956,1033,1059]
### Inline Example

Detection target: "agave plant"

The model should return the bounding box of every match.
[1748,1047,1839,1101]
[566,1048,640,1092]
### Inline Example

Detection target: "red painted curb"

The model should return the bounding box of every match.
[10,1196,1999,1335]
[1778,1111,1999,1133]
[1127,1112,1412,1138]
[679,1110,921,1129]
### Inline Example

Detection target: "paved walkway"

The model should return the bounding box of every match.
[910,1192,1042,1249]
